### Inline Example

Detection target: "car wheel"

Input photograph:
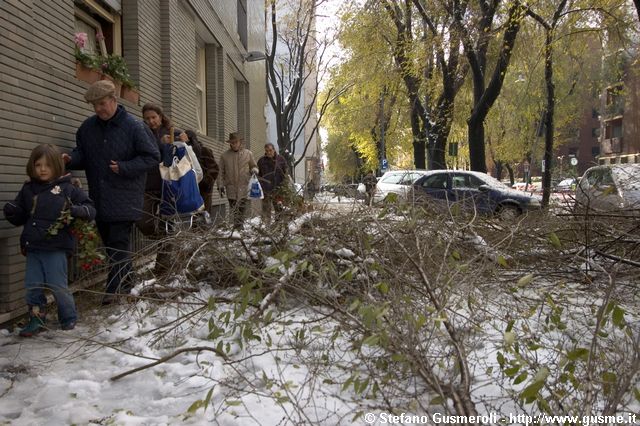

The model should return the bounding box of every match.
[497,204,521,220]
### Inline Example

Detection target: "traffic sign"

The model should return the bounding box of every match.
[381,158,388,171]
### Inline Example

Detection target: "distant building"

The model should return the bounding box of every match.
[0,0,266,323]
[597,48,640,165]
[555,106,601,176]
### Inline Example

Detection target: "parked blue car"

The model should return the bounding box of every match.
[411,170,541,219]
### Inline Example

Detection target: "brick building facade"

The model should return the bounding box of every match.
[0,0,267,323]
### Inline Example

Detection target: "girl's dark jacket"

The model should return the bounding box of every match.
[3,175,96,254]
[68,105,160,222]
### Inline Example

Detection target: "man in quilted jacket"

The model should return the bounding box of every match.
[63,80,160,305]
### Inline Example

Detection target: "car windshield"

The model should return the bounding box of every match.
[380,173,405,184]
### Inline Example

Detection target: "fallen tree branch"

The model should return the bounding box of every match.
[110,346,228,381]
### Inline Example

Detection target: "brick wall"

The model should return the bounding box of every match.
[0,0,267,323]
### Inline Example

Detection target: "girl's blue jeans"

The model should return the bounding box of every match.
[25,250,77,326]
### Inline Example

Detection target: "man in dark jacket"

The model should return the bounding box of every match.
[257,143,288,223]
[63,80,160,304]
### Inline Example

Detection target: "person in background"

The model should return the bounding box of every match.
[185,130,219,213]
[362,171,377,206]
[138,102,188,236]
[63,80,160,305]
[4,144,96,336]
[257,143,288,223]
[218,132,258,228]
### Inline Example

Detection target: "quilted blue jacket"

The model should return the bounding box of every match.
[68,105,160,222]
[3,175,96,254]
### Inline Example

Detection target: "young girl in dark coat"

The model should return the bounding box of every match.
[3,144,96,336]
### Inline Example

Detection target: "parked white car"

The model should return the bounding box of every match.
[372,170,430,203]
[554,178,577,193]
[575,164,640,214]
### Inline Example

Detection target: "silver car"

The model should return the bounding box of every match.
[372,170,430,203]
[575,164,640,214]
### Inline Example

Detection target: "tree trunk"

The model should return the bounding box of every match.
[468,120,487,173]
[464,2,524,173]
[410,107,426,169]
[505,163,515,186]
[427,131,447,169]
[541,29,555,208]
[414,138,426,170]
[494,161,503,180]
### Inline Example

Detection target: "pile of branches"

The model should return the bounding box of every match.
[121,203,639,423]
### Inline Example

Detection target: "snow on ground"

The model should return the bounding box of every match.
[0,282,357,425]
[2,205,638,426]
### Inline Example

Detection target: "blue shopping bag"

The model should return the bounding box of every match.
[159,145,204,216]
[248,173,264,200]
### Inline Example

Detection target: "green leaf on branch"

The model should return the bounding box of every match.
[566,347,589,361]
[612,305,626,328]
[376,282,389,294]
[517,274,534,287]
[504,331,516,346]
[497,255,509,267]
[520,379,545,403]
[602,371,617,396]
[504,365,521,377]
[513,372,529,385]
[548,232,562,249]
[187,400,204,413]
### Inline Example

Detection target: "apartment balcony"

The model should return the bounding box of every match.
[603,102,625,120]
[601,137,622,154]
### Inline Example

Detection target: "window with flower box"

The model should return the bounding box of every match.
[73,0,136,94]
[74,0,121,57]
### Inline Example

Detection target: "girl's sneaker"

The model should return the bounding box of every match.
[19,306,46,337]
[19,315,46,337]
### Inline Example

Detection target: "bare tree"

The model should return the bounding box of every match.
[265,0,347,179]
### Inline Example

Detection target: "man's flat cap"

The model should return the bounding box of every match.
[84,80,116,103]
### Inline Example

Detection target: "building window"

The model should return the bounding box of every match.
[605,119,623,139]
[74,0,121,56]
[236,80,249,141]
[196,43,207,134]
[591,146,600,157]
[237,0,248,49]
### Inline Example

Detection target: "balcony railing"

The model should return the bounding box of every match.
[603,101,625,118]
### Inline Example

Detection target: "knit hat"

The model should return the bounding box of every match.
[84,80,116,103]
